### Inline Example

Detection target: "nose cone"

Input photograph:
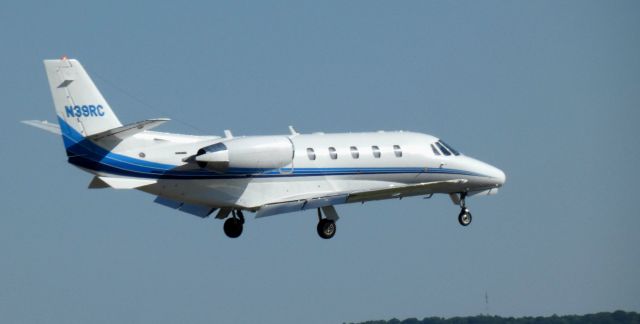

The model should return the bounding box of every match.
[461,156,506,187]
[490,166,506,187]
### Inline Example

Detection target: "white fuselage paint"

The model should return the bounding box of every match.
[97,130,505,210]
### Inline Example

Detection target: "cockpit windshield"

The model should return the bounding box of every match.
[435,142,451,156]
[438,140,460,156]
[431,140,461,156]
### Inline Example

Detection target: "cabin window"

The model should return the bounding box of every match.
[350,146,359,159]
[431,144,441,156]
[328,147,338,160]
[393,145,402,158]
[307,148,316,160]
[435,142,451,156]
[372,146,381,158]
[439,140,460,156]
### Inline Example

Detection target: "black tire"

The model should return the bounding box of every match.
[317,219,336,239]
[224,218,243,238]
[458,209,472,226]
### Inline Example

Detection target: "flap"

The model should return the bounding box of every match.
[256,193,348,218]
[153,196,217,218]
[88,118,170,141]
[256,200,306,218]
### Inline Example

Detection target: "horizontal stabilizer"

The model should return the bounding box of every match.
[88,118,170,141]
[21,120,61,135]
[97,176,157,189]
[153,196,217,218]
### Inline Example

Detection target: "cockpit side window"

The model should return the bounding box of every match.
[435,142,451,156]
[439,140,460,156]
[430,144,441,156]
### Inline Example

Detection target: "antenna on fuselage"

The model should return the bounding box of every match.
[288,125,299,136]
[224,130,233,138]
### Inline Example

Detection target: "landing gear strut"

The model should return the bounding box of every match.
[457,192,472,226]
[223,209,245,238]
[316,208,336,239]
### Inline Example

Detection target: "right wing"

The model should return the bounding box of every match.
[255,179,467,218]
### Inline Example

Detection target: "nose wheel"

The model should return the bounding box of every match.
[223,209,245,238]
[458,208,472,226]
[457,192,472,226]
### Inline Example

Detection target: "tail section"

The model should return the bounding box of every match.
[44,59,122,138]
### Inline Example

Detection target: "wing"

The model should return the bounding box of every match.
[255,179,467,218]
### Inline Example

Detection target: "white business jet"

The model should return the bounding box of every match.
[24,58,506,239]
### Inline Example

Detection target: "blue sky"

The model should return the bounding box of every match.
[1,1,639,323]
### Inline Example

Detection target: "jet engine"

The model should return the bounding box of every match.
[195,136,294,173]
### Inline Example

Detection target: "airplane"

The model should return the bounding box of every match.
[23,58,506,239]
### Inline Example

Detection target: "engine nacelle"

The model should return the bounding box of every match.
[195,136,293,173]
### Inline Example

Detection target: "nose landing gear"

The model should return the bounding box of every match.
[456,192,472,226]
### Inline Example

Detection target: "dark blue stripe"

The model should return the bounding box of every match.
[56,117,489,180]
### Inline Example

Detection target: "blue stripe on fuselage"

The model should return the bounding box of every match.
[56,116,489,180]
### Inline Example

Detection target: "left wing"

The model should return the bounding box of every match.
[255,179,467,218]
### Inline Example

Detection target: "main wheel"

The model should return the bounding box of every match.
[316,219,336,239]
[458,208,472,226]
[224,217,243,238]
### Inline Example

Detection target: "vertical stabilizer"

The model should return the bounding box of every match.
[43,59,122,138]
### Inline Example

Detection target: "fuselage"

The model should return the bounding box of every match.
[31,58,506,238]
[62,120,505,210]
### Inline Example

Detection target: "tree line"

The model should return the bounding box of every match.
[347,310,639,324]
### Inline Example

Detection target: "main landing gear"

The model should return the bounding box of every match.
[316,208,337,239]
[223,209,245,238]
[457,192,472,226]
